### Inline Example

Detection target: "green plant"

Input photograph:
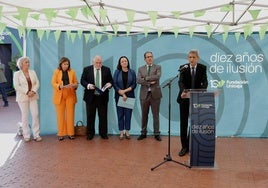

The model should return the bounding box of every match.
[8,54,21,71]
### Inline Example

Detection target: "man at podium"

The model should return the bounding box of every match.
[176,49,208,156]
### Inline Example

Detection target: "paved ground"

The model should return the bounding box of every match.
[0,96,267,188]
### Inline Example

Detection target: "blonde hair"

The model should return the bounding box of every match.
[17,57,30,70]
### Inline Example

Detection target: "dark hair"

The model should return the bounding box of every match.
[58,57,71,70]
[117,56,130,70]
[144,51,153,59]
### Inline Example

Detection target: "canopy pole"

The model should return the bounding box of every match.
[23,29,26,57]
[234,0,256,25]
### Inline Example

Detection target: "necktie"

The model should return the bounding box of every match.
[96,69,100,88]
[191,67,195,89]
[147,66,151,75]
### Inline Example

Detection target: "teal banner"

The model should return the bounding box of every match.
[24,31,268,137]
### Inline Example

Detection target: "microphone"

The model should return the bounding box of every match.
[178,65,188,72]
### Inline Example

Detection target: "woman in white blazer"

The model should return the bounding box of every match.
[13,57,42,142]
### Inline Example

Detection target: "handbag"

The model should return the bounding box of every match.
[75,120,87,136]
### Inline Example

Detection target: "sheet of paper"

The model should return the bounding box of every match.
[117,96,135,109]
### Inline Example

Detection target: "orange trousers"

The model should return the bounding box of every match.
[55,89,75,136]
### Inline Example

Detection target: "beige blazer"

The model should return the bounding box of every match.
[13,70,40,102]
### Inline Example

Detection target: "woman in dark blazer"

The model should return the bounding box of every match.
[113,56,137,140]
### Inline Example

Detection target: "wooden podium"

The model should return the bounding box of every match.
[185,89,217,167]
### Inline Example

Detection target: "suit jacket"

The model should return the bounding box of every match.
[51,69,78,105]
[113,69,137,101]
[80,65,113,104]
[13,69,40,102]
[137,64,162,100]
[177,63,208,103]
[0,64,7,83]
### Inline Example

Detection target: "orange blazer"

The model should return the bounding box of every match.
[51,69,78,105]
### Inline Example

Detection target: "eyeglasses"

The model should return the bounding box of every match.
[145,56,153,58]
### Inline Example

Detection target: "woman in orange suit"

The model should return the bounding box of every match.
[51,57,78,141]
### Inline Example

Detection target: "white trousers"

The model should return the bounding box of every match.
[18,99,40,139]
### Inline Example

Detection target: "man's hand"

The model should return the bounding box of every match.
[88,84,95,90]
[181,91,188,98]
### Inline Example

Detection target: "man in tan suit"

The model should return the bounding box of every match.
[137,51,162,141]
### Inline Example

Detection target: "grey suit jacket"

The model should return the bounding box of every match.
[137,64,162,100]
[0,64,7,83]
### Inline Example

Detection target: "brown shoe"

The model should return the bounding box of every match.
[119,135,124,140]
[125,134,131,140]
[125,131,130,140]
[119,131,124,140]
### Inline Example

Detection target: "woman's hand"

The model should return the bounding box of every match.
[27,91,36,98]
[69,83,78,89]
[122,94,127,101]
[118,89,125,96]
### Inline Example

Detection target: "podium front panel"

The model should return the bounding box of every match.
[189,92,216,167]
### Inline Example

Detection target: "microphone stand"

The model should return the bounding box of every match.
[151,73,191,171]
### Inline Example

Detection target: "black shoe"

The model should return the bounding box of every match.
[154,135,162,141]
[101,135,109,139]
[58,136,64,141]
[3,102,8,107]
[137,134,146,140]
[178,148,188,157]
[87,135,94,140]
[68,135,75,140]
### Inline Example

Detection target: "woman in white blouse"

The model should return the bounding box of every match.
[13,57,42,142]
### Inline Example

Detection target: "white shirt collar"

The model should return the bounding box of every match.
[94,67,101,71]
[190,65,196,69]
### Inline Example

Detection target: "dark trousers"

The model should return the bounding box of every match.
[116,104,132,131]
[86,96,108,137]
[179,99,190,149]
[0,82,8,104]
[140,92,160,135]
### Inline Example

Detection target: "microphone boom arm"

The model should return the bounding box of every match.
[163,74,178,88]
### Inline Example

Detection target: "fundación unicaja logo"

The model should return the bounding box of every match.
[210,80,225,88]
